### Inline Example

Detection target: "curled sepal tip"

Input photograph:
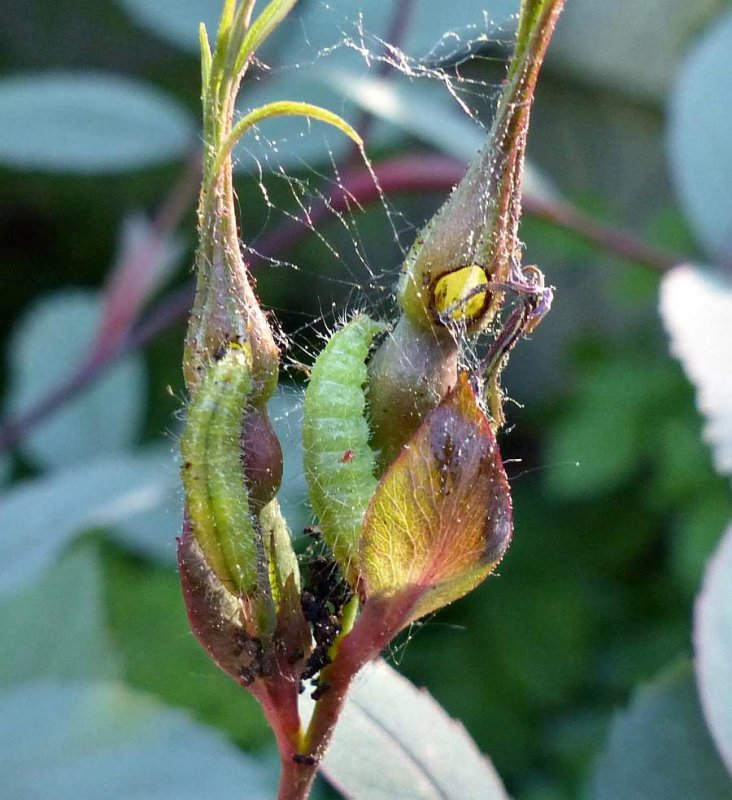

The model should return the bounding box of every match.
[358,372,513,630]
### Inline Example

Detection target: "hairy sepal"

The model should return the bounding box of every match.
[178,520,309,688]
[359,373,513,629]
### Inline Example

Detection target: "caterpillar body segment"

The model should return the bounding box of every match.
[303,314,386,577]
[181,345,258,595]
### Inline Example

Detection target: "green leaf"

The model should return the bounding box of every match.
[0,680,275,799]
[360,374,512,627]
[212,99,361,189]
[591,662,732,800]
[660,265,732,482]
[0,447,176,597]
[7,290,145,470]
[0,72,193,173]
[670,491,730,595]
[695,523,732,776]
[667,9,732,257]
[321,659,509,800]
[233,76,360,170]
[0,547,117,687]
[235,0,298,74]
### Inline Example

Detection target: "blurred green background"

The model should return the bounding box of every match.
[1,2,732,799]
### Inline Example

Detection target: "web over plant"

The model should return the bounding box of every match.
[225,0,527,596]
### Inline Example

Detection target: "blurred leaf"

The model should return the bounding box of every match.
[0,72,193,173]
[322,69,484,161]
[104,549,271,750]
[695,523,732,776]
[649,416,714,506]
[7,290,145,470]
[116,0,518,69]
[545,356,672,498]
[239,64,554,200]
[668,10,732,258]
[591,662,732,800]
[321,659,509,800]
[0,455,10,486]
[551,0,723,103]
[117,0,221,52]
[670,492,730,595]
[0,680,275,799]
[660,265,732,481]
[268,386,309,536]
[0,546,117,687]
[99,214,186,346]
[259,0,518,68]
[0,447,176,597]
[107,489,181,566]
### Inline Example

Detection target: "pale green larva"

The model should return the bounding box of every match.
[180,345,257,595]
[302,314,385,577]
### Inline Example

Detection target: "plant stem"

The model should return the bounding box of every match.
[272,591,421,799]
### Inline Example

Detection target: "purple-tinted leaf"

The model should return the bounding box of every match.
[592,661,732,800]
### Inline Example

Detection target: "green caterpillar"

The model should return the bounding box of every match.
[180,345,257,595]
[303,314,385,577]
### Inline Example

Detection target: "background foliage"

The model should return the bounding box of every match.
[1,2,732,799]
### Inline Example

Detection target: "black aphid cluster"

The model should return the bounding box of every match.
[298,546,352,698]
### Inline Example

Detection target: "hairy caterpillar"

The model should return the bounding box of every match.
[180,345,257,594]
[302,314,386,577]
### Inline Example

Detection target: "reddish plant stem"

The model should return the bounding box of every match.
[93,150,202,359]
[0,155,684,455]
[274,592,419,800]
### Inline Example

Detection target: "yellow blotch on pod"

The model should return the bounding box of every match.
[432,265,490,324]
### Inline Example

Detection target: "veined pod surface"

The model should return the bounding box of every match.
[303,314,385,578]
[180,345,258,595]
